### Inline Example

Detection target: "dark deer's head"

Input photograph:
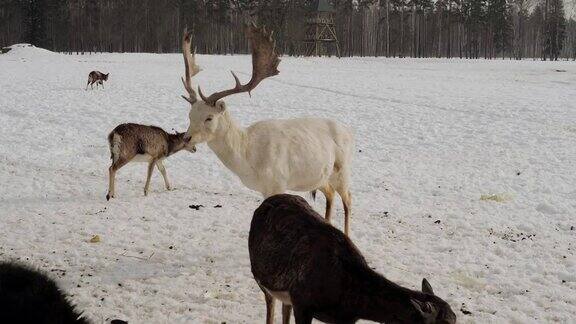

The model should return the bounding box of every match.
[410,279,457,324]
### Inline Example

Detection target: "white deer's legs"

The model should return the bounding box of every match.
[156,160,171,190]
[319,185,335,222]
[337,188,352,236]
[144,159,157,196]
[282,303,292,324]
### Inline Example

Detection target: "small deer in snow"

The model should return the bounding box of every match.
[86,71,109,90]
[106,123,196,200]
[249,194,457,324]
[180,25,354,235]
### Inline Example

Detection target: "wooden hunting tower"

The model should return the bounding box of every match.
[303,0,341,57]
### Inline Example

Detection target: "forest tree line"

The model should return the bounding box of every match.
[1,0,575,60]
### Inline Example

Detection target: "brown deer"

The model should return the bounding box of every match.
[106,123,196,200]
[86,71,109,90]
[249,194,457,324]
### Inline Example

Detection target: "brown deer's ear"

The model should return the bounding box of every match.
[422,278,434,295]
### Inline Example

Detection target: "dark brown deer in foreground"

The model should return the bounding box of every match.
[86,71,109,90]
[249,194,457,324]
[0,261,90,323]
[106,123,196,200]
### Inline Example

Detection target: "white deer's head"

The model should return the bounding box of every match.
[180,24,280,145]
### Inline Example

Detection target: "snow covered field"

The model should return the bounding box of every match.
[0,45,575,323]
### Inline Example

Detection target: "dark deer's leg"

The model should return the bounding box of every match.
[263,290,276,324]
[292,305,312,324]
[100,80,104,89]
[144,159,157,196]
[86,79,90,90]
[107,158,129,200]
[282,303,292,324]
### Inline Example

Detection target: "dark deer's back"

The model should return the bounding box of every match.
[250,194,366,291]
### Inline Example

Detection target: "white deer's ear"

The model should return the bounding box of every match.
[215,100,226,113]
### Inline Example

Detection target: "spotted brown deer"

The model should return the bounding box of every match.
[249,194,457,324]
[106,123,196,200]
[180,25,355,235]
[86,71,109,90]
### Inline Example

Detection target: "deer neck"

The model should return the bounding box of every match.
[352,269,425,323]
[206,111,251,178]
[167,134,184,156]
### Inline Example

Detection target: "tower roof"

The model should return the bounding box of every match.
[315,0,335,12]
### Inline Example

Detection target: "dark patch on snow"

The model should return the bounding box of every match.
[189,204,204,210]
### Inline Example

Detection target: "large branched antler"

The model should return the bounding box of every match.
[181,28,201,105]
[199,23,280,106]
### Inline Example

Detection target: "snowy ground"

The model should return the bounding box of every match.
[0,45,575,323]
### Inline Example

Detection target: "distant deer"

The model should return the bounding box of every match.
[106,123,196,200]
[0,261,90,323]
[180,25,355,235]
[86,71,109,90]
[249,194,457,324]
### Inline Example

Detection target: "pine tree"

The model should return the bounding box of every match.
[544,0,566,60]
[487,0,512,57]
[21,0,47,47]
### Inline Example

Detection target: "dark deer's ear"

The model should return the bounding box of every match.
[411,299,437,320]
[422,278,434,295]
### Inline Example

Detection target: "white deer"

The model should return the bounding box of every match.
[180,25,354,235]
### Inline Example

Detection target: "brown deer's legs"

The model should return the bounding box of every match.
[86,80,90,90]
[144,159,157,196]
[282,303,292,324]
[319,185,335,222]
[107,158,129,200]
[156,160,171,190]
[107,166,116,200]
[263,290,276,324]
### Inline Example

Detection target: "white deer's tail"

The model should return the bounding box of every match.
[108,132,122,163]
